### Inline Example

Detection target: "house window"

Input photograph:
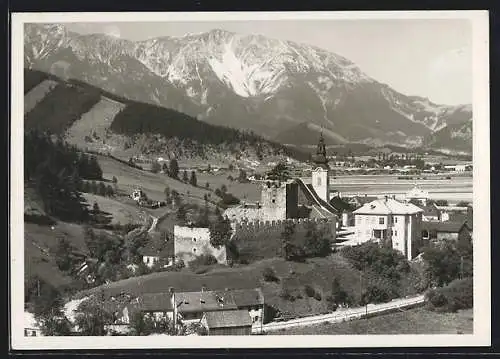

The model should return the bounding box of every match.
[193,248,197,253]
[394,216,398,223]
[32,330,37,336]
[193,238,197,242]
[394,230,397,236]
[24,329,28,336]
[317,177,322,186]
[272,199,275,203]
[379,217,385,225]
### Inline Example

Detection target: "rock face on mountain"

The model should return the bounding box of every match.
[24,23,472,153]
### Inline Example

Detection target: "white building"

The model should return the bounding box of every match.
[405,186,430,206]
[24,312,42,337]
[353,197,423,260]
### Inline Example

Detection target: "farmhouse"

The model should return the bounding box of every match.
[201,309,253,335]
[353,197,423,260]
[139,232,174,268]
[421,221,472,242]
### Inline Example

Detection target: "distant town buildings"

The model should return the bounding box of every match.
[353,197,423,260]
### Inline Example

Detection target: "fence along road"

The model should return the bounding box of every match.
[253,294,425,333]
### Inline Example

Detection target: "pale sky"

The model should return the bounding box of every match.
[64,19,472,106]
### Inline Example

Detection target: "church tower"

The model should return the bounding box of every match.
[311,132,330,202]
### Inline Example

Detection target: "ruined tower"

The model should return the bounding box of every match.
[311,132,330,202]
[260,180,299,220]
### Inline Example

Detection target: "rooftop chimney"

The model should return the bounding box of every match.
[384,196,388,202]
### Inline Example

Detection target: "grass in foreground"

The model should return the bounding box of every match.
[273,308,473,335]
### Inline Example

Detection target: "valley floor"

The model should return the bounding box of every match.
[273,308,473,335]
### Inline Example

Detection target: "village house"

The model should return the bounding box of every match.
[173,288,265,330]
[122,287,265,334]
[435,205,469,222]
[353,197,423,260]
[24,311,42,337]
[421,221,472,243]
[201,309,253,335]
[139,232,175,269]
[420,202,441,221]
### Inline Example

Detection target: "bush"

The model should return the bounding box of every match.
[425,277,473,312]
[262,267,279,282]
[304,284,316,298]
[279,286,295,301]
[189,254,218,270]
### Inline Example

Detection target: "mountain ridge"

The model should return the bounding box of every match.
[24,23,472,153]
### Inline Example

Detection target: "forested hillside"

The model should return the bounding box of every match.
[24,130,103,222]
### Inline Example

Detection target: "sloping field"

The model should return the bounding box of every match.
[24,79,58,114]
[81,193,143,225]
[275,308,473,335]
[96,155,214,209]
[24,221,88,289]
[65,96,126,151]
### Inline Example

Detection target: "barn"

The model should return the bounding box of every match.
[201,309,253,336]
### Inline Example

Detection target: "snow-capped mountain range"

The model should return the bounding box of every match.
[24,23,472,152]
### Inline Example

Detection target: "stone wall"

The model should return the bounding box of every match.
[229,218,336,262]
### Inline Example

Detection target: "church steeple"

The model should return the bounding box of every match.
[312,131,328,168]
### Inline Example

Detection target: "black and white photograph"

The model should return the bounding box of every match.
[10,10,490,349]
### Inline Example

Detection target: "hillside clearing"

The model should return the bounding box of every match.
[81,193,143,225]
[274,308,473,335]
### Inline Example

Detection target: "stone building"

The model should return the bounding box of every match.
[173,225,226,265]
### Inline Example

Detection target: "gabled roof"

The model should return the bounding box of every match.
[231,288,264,308]
[421,221,469,233]
[139,233,174,257]
[174,288,264,314]
[203,309,252,329]
[353,198,423,215]
[175,290,238,313]
[136,292,173,312]
[421,203,440,217]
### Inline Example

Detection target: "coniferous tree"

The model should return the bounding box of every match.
[169,159,179,179]
[189,171,197,187]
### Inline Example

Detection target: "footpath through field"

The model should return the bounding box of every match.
[254,294,425,333]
